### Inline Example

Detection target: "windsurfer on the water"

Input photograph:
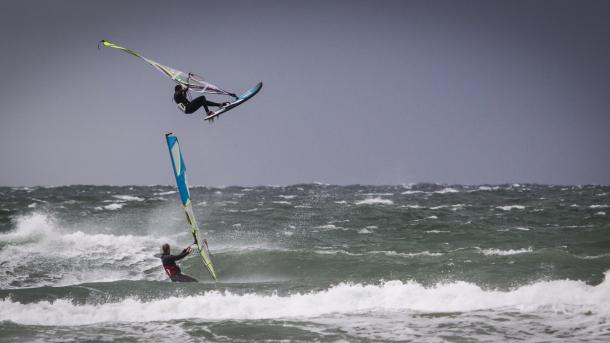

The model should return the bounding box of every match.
[160,243,197,282]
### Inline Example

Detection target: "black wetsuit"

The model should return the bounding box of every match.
[160,249,198,282]
[174,88,221,114]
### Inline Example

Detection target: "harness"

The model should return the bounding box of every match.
[163,264,179,278]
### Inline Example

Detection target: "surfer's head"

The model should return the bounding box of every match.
[162,243,170,254]
[174,85,183,92]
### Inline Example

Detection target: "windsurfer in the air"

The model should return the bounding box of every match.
[159,243,198,282]
[173,84,229,116]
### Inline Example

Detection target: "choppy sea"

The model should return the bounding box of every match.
[0,183,609,342]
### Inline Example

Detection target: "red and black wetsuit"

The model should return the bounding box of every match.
[160,249,197,282]
[174,88,221,114]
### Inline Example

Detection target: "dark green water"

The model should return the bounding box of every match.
[0,184,609,342]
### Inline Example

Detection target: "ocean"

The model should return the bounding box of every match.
[0,183,608,342]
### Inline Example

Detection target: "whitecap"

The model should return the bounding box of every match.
[434,188,459,194]
[496,205,526,211]
[2,274,610,325]
[401,205,422,209]
[355,198,393,205]
[401,190,424,195]
[272,201,292,205]
[370,250,443,257]
[154,190,177,196]
[96,203,124,211]
[478,247,533,256]
[113,195,144,202]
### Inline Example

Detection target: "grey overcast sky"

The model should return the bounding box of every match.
[0,0,608,187]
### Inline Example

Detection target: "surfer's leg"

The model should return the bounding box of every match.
[171,273,198,282]
[185,96,211,114]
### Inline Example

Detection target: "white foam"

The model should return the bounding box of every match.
[0,213,172,288]
[401,190,424,195]
[430,205,448,210]
[272,201,292,205]
[595,211,606,216]
[154,190,177,196]
[496,205,526,211]
[277,195,296,199]
[314,249,363,256]
[355,198,394,205]
[401,204,422,209]
[0,212,53,243]
[590,204,608,209]
[370,250,443,257]
[478,247,533,256]
[434,188,459,194]
[575,253,610,260]
[6,274,607,326]
[113,195,144,202]
[313,224,349,231]
[358,228,372,234]
[238,208,258,213]
[101,203,123,211]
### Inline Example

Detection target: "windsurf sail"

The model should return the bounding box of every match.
[99,39,235,96]
[165,133,217,280]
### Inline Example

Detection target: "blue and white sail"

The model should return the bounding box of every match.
[165,133,217,280]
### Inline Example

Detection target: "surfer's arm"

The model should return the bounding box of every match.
[171,249,190,261]
[186,73,193,90]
